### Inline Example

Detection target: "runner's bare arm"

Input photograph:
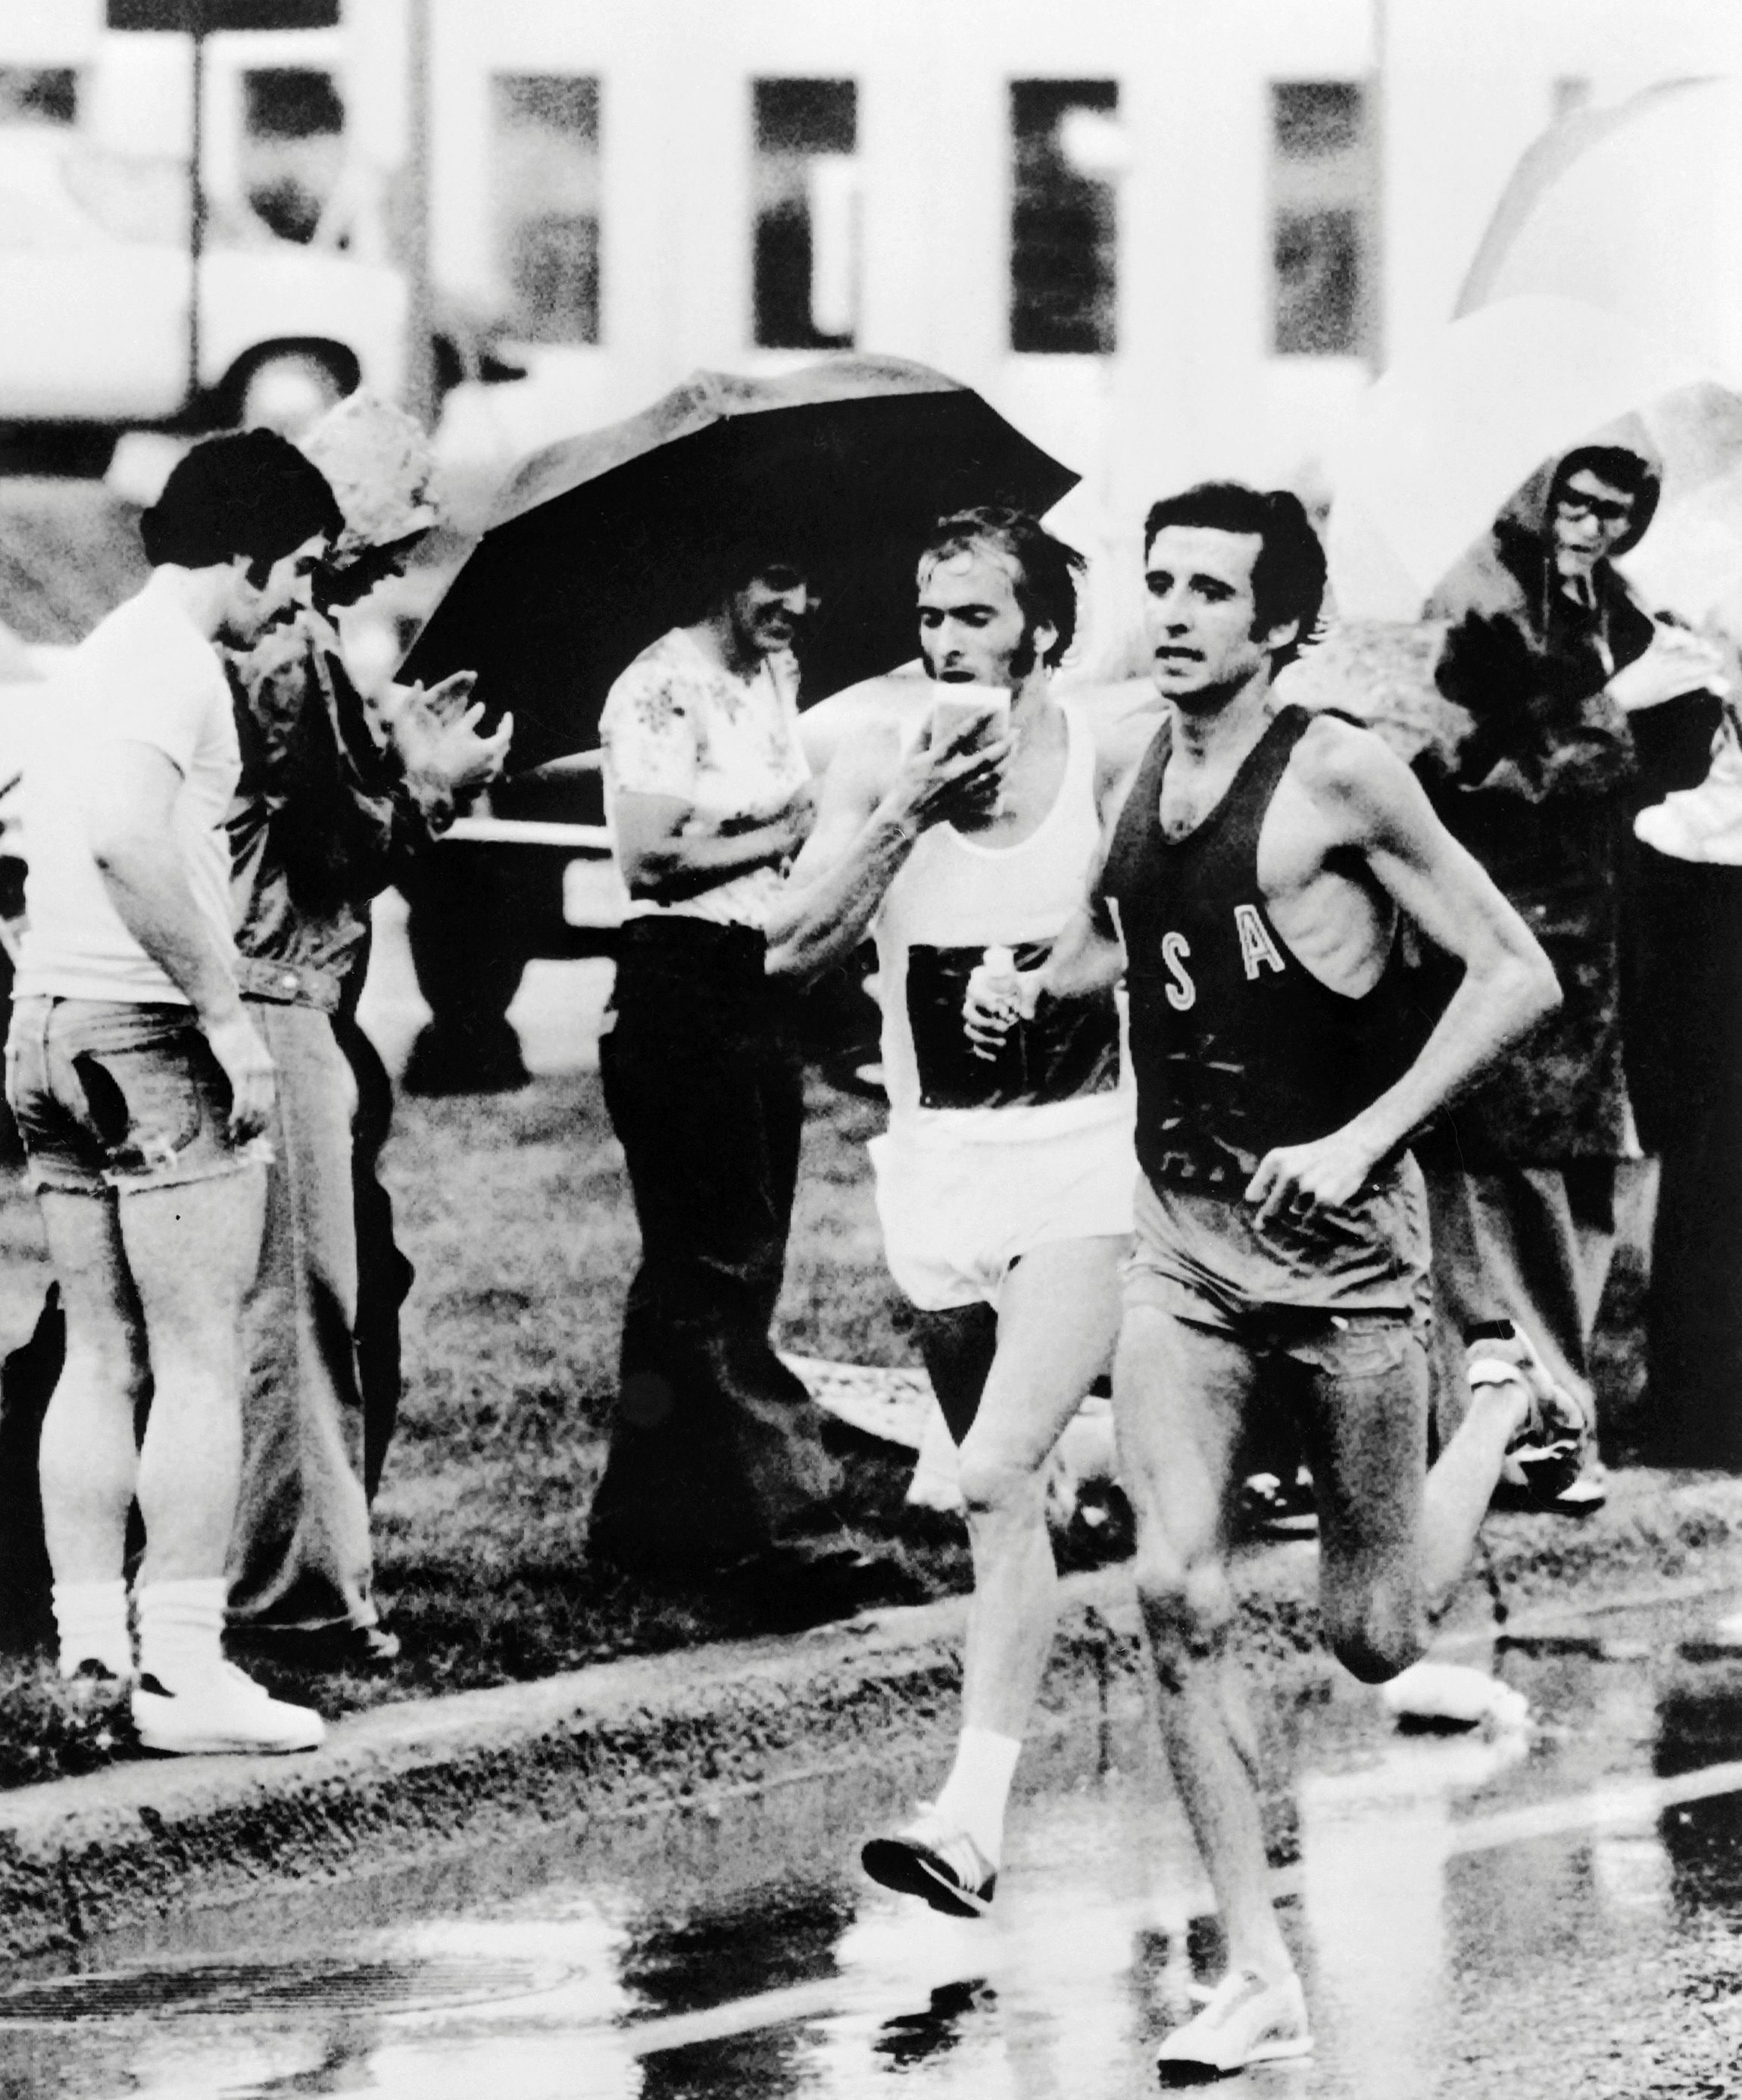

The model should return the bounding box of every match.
[1025,736,1144,1007]
[86,739,276,1140]
[1245,720,1559,1224]
[765,714,1010,981]
[612,782,814,906]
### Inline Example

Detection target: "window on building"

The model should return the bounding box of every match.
[493,74,601,345]
[1010,80,1119,356]
[752,80,857,350]
[242,67,345,243]
[1270,82,1372,357]
[0,67,76,125]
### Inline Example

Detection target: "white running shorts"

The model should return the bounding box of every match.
[869,1106,1138,1313]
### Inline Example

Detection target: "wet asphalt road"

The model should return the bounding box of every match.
[3,1584,1742,2100]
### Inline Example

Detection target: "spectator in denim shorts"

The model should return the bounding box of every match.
[7,431,342,1755]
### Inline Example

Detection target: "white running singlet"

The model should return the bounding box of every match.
[869,701,1135,1311]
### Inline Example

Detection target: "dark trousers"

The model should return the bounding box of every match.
[590,916,841,1569]
[1630,849,1742,1466]
[337,1013,414,1503]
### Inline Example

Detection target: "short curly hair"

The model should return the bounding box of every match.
[918,507,1085,669]
[1142,482,1327,672]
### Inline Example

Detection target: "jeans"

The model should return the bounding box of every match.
[227,1001,379,1632]
[7,996,270,1194]
[590,916,841,1569]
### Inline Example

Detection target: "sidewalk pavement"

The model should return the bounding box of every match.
[5,1468,1742,1962]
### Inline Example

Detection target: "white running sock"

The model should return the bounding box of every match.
[51,1578,132,1680]
[136,1577,228,1693]
[931,1727,1023,1868]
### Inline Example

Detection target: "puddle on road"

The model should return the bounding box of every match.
[5,1585,1742,2098]
[0,1955,579,2021]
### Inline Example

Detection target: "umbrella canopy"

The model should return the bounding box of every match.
[1457,78,1742,385]
[1325,295,1716,619]
[400,354,1079,771]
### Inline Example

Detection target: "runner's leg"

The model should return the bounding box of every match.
[1302,1314,1530,1665]
[1419,1380,1530,1611]
[933,1236,1123,1861]
[1116,1300,1292,1982]
[1298,1317,1431,1682]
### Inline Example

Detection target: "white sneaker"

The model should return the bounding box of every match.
[1157,1967,1313,2076]
[131,1661,325,1756]
[1381,1660,1531,1735]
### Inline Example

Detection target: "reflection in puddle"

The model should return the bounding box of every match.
[871,1980,994,2070]
[3,1588,1742,2096]
[0,1955,577,2023]
[1658,1668,1742,1917]
[618,1883,855,2023]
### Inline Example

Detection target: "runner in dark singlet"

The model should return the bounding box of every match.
[998,483,1571,2077]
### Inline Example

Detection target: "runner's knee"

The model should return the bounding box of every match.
[956,1435,1045,1522]
[1134,1543,1234,1662]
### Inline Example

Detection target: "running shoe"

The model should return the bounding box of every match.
[861,1811,997,1918]
[1381,1658,1531,1734]
[1467,1322,1595,1512]
[1156,1967,1312,2077]
[131,1662,325,1756]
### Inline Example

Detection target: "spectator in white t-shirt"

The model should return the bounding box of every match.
[8,431,343,1755]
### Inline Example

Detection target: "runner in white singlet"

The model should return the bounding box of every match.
[768,509,1152,1917]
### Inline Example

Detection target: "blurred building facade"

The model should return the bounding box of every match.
[2,0,1741,532]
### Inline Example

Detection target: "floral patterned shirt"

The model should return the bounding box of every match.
[599,626,809,929]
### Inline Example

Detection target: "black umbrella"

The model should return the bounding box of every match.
[399,354,1079,772]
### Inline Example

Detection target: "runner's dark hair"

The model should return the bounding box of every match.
[919,507,1085,669]
[141,429,344,579]
[1143,482,1327,670]
[1548,445,1660,556]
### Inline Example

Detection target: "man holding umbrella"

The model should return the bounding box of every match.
[585,536,903,1612]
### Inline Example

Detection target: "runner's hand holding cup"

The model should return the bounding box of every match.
[895,688,1015,834]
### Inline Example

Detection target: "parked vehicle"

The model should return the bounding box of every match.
[0,127,405,430]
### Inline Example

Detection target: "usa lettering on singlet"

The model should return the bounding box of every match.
[1100,706,1421,1191]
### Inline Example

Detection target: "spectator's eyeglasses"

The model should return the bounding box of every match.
[1555,490,1634,527]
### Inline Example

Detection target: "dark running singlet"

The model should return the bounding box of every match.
[1100,705,1419,1196]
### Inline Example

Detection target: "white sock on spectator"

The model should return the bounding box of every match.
[136,1578,228,1692]
[51,1578,132,1680]
[932,1726,1023,1868]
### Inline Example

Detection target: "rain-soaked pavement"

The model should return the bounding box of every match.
[4,1583,1742,2099]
